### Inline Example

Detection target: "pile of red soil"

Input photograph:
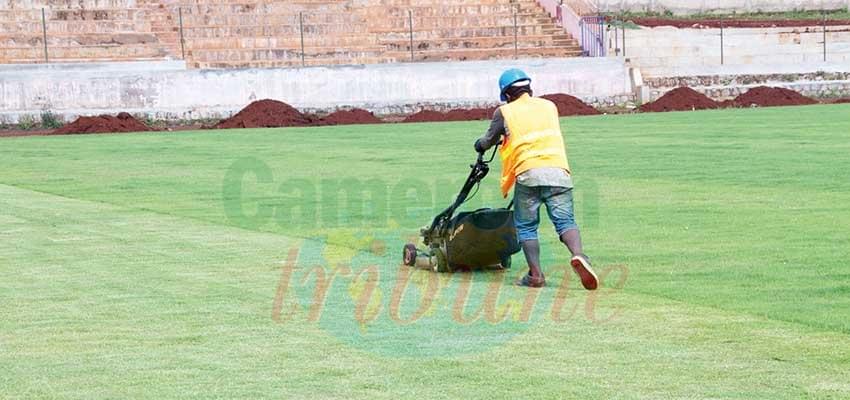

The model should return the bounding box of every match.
[54,112,152,135]
[639,87,719,113]
[829,98,850,104]
[728,86,818,108]
[402,110,446,123]
[403,96,599,122]
[629,17,850,29]
[443,107,497,121]
[319,108,383,125]
[403,107,496,123]
[540,94,601,116]
[214,99,314,129]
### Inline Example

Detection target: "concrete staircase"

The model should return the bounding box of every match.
[0,0,173,63]
[175,0,384,68]
[0,0,582,67]
[369,0,581,62]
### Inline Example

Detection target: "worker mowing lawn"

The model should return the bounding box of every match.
[475,68,598,290]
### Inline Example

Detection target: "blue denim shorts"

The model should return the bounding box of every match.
[514,183,578,242]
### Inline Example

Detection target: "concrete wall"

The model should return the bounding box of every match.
[639,60,850,78]
[598,0,850,14]
[641,63,850,101]
[0,58,634,123]
[651,79,850,101]
[615,25,850,76]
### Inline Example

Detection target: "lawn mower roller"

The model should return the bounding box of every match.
[402,144,521,272]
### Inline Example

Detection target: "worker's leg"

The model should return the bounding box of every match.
[542,186,598,290]
[541,186,578,251]
[513,183,544,284]
[521,240,541,278]
[560,230,583,256]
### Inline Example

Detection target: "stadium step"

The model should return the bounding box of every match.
[385,46,583,62]
[0,44,168,59]
[178,23,372,38]
[183,34,379,50]
[0,33,163,47]
[0,0,583,67]
[372,0,542,6]
[1,0,140,8]
[192,56,390,69]
[369,14,555,29]
[378,35,578,51]
[360,4,542,16]
[189,46,386,63]
[372,24,563,40]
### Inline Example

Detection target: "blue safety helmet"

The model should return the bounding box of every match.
[498,68,531,102]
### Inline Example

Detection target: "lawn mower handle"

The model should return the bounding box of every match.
[425,144,500,234]
[477,141,499,165]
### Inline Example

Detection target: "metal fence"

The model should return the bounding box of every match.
[607,17,626,57]
[11,4,845,67]
[579,16,606,57]
[541,1,846,62]
[12,5,558,66]
[603,12,838,63]
[539,0,607,57]
[172,4,549,67]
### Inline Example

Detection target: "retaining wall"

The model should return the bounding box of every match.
[0,58,633,123]
[642,63,850,101]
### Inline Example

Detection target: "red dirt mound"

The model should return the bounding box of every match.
[730,86,818,108]
[215,99,313,129]
[829,98,850,104]
[402,95,597,123]
[404,108,497,123]
[54,112,152,135]
[402,110,449,123]
[639,87,719,113]
[319,108,383,125]
[540,94,602,116]
[403,108,497,123]
[717,99,737,108]
[629,17,850,29]
[443,107,497,121]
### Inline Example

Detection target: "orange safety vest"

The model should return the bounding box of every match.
[498,93,571,197]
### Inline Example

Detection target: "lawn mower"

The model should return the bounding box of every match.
[402,144,521,272]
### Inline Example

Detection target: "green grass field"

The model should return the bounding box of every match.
[2,104,850,399]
